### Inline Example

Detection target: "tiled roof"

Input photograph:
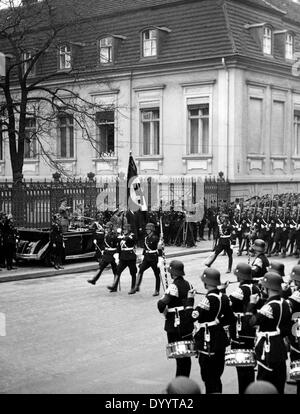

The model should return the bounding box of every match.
[224,0,300,62]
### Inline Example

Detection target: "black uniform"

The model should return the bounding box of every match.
[205,221,233,272]
[88,230,118,284]
[157,276,194,377]
[287,289,300,394]
[246,295,292,394]
[229,282,261,394]
[2,218,18,270]
[49,220,65,269]
[135,233,162,293]
[192,289,235,393]
[108,232,137,292]
[251,253,269,282]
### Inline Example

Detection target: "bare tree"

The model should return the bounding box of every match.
[0,0,117,183]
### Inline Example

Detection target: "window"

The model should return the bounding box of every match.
[24,118,37,159]
[286,33,294,60]
[140,108,160,155]
[58,114,74,158]
[187,104,209,154]
[95,111,115,156]
[22,52,35,76]
[263,26,272,54]
[271,101,284,155]
[99,37,113,64]
[142,29,157,57]
[59,45,71,70]
[294,111,300,155]
[248,97,263,154]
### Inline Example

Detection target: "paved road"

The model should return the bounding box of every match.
[0,249,298,394]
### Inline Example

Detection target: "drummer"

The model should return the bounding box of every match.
[246,272,292,394]
[287,265,300,395]
[157,260,195,378]
[228,263,262,394]
[191,268,235,394]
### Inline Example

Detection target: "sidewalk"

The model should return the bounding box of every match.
[0,239,214,283]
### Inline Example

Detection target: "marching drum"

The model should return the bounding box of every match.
[225,349,256,367]
[166,340,198,359]
[290,360,300,381]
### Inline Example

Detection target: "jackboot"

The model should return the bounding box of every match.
[153,277,161,297]
[226,256,233,274]
[107,274,121,292]
[131,272,143,294]
[204,253,217,267]
[128,273,137,294]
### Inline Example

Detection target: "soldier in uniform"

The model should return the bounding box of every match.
[87,222,118,287]
[287,265,300,395]
[268,262,292,300]
[191,268,235,394]
[157,260,195,377]
[2,214,19,270]
[251,239,269,283]
[204,214,234,274]
[246,272,292,394]
[228,263,262,394]
[107,223,137,293]
[49,213,65,270]
[130,222,162,296]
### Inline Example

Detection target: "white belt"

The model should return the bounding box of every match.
[105,248,116,251]
[121,248,134,251]
[199,320,219,328]
[234,312,252,317]
[257,331,280,338]
[220,235,231,238]
[167,306,184,313]
[145,250,158,254]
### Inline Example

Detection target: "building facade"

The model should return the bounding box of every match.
[1,0,300,200]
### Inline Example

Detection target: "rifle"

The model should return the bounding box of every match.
[159,215,169,290]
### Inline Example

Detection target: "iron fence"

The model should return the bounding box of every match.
[0,175,230,228]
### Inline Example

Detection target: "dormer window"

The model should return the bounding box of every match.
[99,37,113,64]
[59,45,71,70]
[142,29,157,57]
[263,26,272,55]
[22,52,36,76]
[286,33,294,60]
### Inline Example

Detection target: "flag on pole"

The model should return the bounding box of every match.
[127,152,147,211]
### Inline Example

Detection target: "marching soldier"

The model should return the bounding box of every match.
[49,213,65,270]
[246,272,292,394]
[87,222,118,286]
[287,265,300,394]
[268,262,292,300]
[192,268,235,394]
[130,222,162,296]
[228,263,262,394]
[0,211,5,269]
[251,239,269,283]
[107,223,137,293]
[157,260,195,377]
[204,214,234,274]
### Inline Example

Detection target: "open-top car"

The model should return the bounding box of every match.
[16,227,104,266]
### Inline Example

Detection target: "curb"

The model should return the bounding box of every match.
[0,247,212,283]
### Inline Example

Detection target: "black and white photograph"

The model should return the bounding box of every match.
[1,0,300,399]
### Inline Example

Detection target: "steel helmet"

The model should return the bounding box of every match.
[168,260,185,277]
[234,262,252,281]
[269,262,285,277]
[201,268,221,287]
[261,272,282,291]
[253,239,266,253]
[145,222,155,231]
[290,265,300,282]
